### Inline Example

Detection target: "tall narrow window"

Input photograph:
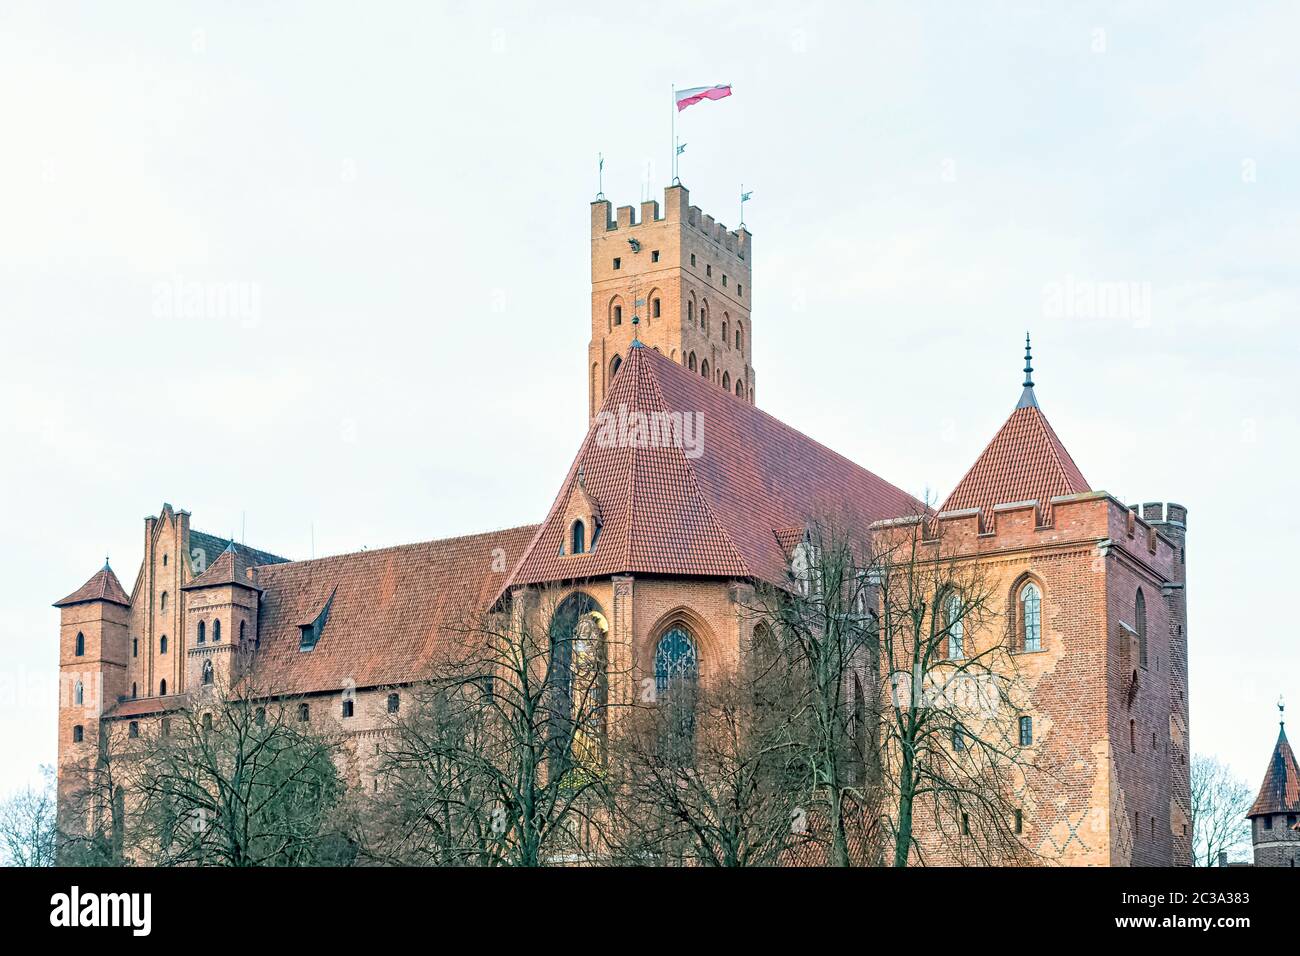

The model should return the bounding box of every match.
[655,627,699,751]
[736,324,744,350]
[688,352,697,372]
[132,637,138,658]
[74,681,84,706]
[653,298,661,318]
[197,620,206,644]
[160,591,167,611]
[1014,809,1024,834]
[1130,719,1136,753]
[947,594,964,659]
[610,355,621,379]
[700,359,710,380]
[1019,715,1033,746]
[129,721,139,739]
[571,520,586,555]
[202,659,213,685]
[160,679,167,696]
[298,702,309,722]
[75,632,85,657]
[1020,582,1041,652]
[239,620,246,646]
[387,693,400,714]
[213,619,221,642]
[722,371,730,391]
[132,682,138,700]
[1135,588,1147,667]
[613,305,622,326]
[160,635,168,654]
[342,699,354,718]
[72,725,83,743]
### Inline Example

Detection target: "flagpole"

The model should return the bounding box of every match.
[671,84,676,185]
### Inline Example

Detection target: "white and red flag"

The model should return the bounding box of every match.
[675,84,732,111]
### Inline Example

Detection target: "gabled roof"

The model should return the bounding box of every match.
[1248,724,1300,817]
[246,525,538,696]
[54,561,131,608]
[183,542,264,591]
[502,344,920,592]
[941,389,1089,521]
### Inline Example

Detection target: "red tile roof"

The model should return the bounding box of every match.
[941,397,1089,521]
[503,344,921,592]
[183,543,263,591]
[246,525,538,696]
[1248,726,1300,817]
[54,562,131,608]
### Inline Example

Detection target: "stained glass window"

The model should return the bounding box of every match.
[1021,583,1041,652]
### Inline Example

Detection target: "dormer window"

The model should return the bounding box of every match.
[299,589,336,651]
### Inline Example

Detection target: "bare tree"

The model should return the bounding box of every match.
[366,589,619,866]
[608,659,808,867]
[1190,754,1253,866]
[751,517,883,867]
[127,671,347,866]
[872,514,1042,866]
[0,767,57,867]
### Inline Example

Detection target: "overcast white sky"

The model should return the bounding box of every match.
[1,2,1296,811]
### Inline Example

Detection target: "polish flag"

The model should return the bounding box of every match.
[675,84,732,111]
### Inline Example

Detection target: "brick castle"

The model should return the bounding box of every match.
[55,184,1192,866]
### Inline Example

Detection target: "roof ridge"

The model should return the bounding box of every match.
[639,347,913,500]
[270,523,543,571]
[634,349,750,576]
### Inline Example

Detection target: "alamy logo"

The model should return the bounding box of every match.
[49,886,151,937]
[593,403,704,459]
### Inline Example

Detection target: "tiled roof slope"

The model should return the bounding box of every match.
[504,344,921,591]
[189,531,289,570]
[1248,725,1300,817]
[941,399,1089,520]
[248,525,538,696]
[183,543,262,591]
[54,562,131,607]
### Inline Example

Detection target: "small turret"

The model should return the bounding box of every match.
[1247,699,1300,866]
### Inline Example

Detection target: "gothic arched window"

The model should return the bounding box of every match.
[571,520,586,555]
[688,351,697,372]
[722,372,730,391]
[74,680,84,705]
[736,379,745,398]
[700,359,710,380]
[160,591,167,611]
[75,632,85,656]
[1020,582,1042,652]
[610,355,622,380]
[160,635,168,654]
[213,619,221,643]
[160,679,167,696]
[197,620,205,644]
[202,659,214,685]
[654,627,699,697]
[736,323,744,351]
[1135,588,1147,667]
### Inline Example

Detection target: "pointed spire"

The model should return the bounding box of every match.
[1017,332,1039,409]
[103,555,111,571]
[1280,695,1287,730]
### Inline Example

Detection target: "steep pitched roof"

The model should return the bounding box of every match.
[502,344,920,592]
[188,531,289,571]
[183,542,263,591]
[1248,725,1300,817]
[246,525,538,696]
[941,391,1089,521]
[54,561,131,608]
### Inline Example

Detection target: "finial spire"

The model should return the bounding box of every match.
[631,311,641,346]
[1016,332,1039,409]
[1280,695,1286,729]
[103,555,111,571]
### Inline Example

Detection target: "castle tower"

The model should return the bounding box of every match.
[181,541,263,692]
[1246,701,1300,866]
[589,184,753,419]
[53,559,131,836]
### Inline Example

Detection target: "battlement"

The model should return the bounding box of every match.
[871,491,1183,573]
[591,183,751,262]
